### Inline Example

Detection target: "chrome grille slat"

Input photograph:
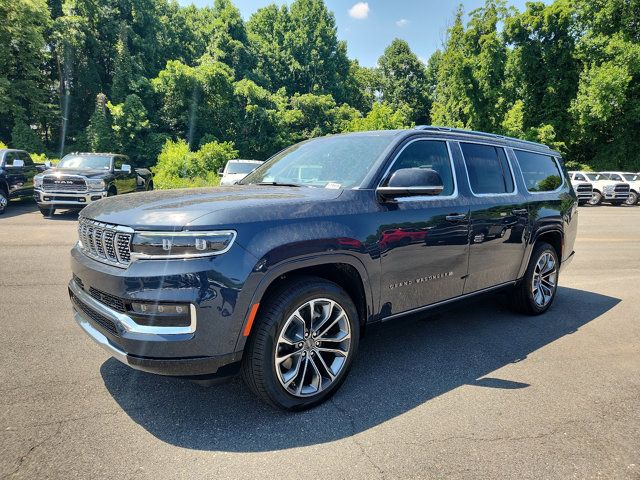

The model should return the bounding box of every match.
[78,218,133,268]
[42,175,87,192]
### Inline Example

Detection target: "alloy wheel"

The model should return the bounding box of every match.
[531,252,557,308]
[274,298,351,398]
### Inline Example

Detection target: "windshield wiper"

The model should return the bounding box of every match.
[253,181,301,187]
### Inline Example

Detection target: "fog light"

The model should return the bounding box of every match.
[91,195,101,201]
[129,302,191,328]
[44,196,50,201]
[78,198,86,202]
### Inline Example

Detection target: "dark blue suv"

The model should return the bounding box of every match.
[69,127,578,410]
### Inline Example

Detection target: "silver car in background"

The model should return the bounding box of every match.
[219,159,263,186]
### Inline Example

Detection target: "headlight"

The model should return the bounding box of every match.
[34,175,43,188]
[86,179,106,191]
[130,230,236,259]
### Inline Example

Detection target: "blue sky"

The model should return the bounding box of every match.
[178,1,537,67]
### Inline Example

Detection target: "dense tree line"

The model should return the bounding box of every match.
[1,0,639,176]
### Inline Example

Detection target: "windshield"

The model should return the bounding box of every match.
[241,134,395,188]
[623,174,638,181]
[58,154,112,170]
[586,173,599,181]
[226,162,261,174]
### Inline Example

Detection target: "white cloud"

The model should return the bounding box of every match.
[396,18,410,28]
[348,2,370,20]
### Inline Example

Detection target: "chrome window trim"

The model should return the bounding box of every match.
[376,138,459,202]
[458,141,518,197]
[129,230,237,260]
[512,149,566,195]
[70,279,197,335]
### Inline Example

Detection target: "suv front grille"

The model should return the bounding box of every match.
[576,184,592,193]
[78,217,133,268]
[88,287,127,313]
[614,184,630,193]
[43,175,87,192]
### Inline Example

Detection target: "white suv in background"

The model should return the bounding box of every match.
[569,171,630,206]
[567,171,594,205]
[598,172,639,205]
[219,159,264,186]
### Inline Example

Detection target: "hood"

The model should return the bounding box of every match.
[80,185,345,230]
[42,168,111,179]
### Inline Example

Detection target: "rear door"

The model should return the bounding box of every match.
[458,142,529,293]
[378,138,471,317]
[18,152,37,197]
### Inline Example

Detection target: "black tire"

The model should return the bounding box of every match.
[588,191,602,206]
[624,191,638,205]
[511,242,559,315]
[107,186,117,197]
[0,189,7,214]
[146,180,154,191]
[241,276,360,410]
[39,206,55,217]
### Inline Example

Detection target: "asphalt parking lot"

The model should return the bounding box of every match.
[1,200,639,479]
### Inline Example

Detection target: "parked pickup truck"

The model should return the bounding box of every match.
[568,171,630,206]
[567,171,593,205]
[34,152,153,217]
[598,172,639,205]
[0,149,47,215]
[69,127,577,410]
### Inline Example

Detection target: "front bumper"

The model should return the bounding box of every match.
[35,189,107,207]
[69,242,258,377]
[603,191,629,200]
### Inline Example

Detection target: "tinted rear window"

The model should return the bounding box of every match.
[460,143,514,194]
[514,150,563,192]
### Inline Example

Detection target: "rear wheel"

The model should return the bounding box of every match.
[146,180,154,191]
[511,242,559,315]
[241,277,359,410]
[39,206,55,217]
[588,191,602,206]
[107,186,117,197]
[624,191,638,206]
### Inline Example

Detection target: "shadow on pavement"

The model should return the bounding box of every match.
[1,199,38,218]
[101,286,619,452]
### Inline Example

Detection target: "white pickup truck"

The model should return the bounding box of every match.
[567,172,594,205]
[598,172,639,205]
[568,171,630,206]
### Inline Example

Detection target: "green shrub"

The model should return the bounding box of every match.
[153,138,237,189]
[0,141,7,149]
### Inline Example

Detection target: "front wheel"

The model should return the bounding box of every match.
[588,191,602,206]
[39,206,55,217]
[624,191,638,205]
[0,190,7,214]
[241,277,359,410]
[511,242,559,315]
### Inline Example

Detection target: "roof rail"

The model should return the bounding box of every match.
[413,125,552,150]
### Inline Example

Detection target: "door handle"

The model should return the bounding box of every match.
[445,213,467,222]
[512,208,528,216]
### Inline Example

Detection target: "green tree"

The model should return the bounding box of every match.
[503,0,578,141]
[11,119,45,153]
[377,39,430,124]
[85,93,114,152]
[0,0,52,142]
[431,8,474,127]
[345,102,413,132]
[152,59,235,148]
[111,26,133,104]
[203,0,253,77]
[107,94,154,164]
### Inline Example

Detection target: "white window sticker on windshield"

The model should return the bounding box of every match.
[325,182,341,189]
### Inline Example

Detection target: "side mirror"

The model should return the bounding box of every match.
[44,160,52,168]
[12,159,25,168]
[377,168,444,201]
[121,164,132,173]
[218,169,224,176]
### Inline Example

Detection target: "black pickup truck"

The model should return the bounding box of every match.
[34,152,153,217]
[0,149,48,214]
[69,127,578,410]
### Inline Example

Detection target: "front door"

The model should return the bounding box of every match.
[378,139,470,317]
[457,142,529,293]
